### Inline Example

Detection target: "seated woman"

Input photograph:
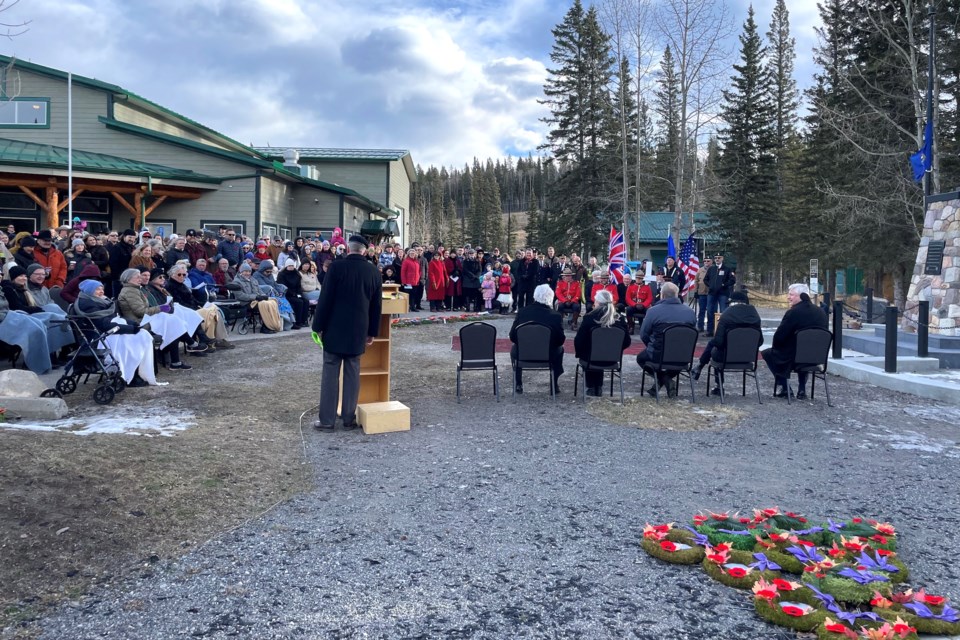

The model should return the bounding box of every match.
[231,263,282,334]
[128,244,156,271]
[0,267,74,374]
[276,259,309,329]
[299,260,320,301]
[73,279,156,386]
[116,267,192,371]
[574,288,631,397]
[25,264,53,307]
[187,258,218,304]
[211,257,235,299]
[167,264,232,349]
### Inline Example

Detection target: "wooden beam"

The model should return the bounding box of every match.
[56,188,85,214]
[0,176,208,199]
[17,185,48,211]
[143,195,168,217]
[110,191,138,216]
[45,186,59,229]
[134,192,143,225]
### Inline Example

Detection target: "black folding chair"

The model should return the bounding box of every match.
[788,327,833,406]
[512,322,557,399]
[705,326,763,404]
[640,324,698,403]
[574,326,627,403]
[456,321,499,403]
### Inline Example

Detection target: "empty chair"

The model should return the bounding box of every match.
[456,321,499,402]
[574,326,627,403]
[788,327,833,406]
[639,324,698,402]
[704,326,763,404]
[511,322,558,399]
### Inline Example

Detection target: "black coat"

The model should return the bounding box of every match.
[517,258,540,293]
[509,302,565,349]
[108,242,135,281]
[462,258,481,290]
[312,254,382,356]
[664,265,685,290]
[166,278,201,309]
[762,298,827,376]
[574,310,631,361]
[708,303,763,361]
[705,263,736,296]
[0,280,41,313]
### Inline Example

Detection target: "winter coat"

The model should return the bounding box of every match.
[637,297,697,360]
[0,280,41,313]
[60,263,103,304]
[108,241,135,281]
[400,257,420,287]
[231,273,261,303]
[517,258,540,293]
[311,254,382,357]
[117,281,163,324]
[185,240,207,266]
[89,244,110,274]
[218,238,242,266]
[444,257,462,297]
[762,297,827,378]
[509,302,565,349]
[481,278,496,301]
[461,258,481,290]
[164,247,190,268]
[708,303,763,362]
[556,280,581,305]
[497,273,514,295]
[32,245,68,288]
[705,262,736,297]
[574,311,631,361]
[427,259,447,301]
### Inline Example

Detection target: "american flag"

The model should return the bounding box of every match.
[678,234,700,294]
[608,226,626,284]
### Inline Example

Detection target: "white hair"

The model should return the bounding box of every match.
[788,283,809,296]
[347,240,366,254]
[660,282,679,299]
[592,289,617,327]
[533,284,555,306]
[119,268,141,283]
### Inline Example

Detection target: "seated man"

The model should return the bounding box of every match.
[509,283,565,394]
[555,268,582,329]
[762,283,827,399]
[635,282,696,396]
[624,274,653,335]
[693,291,762,395]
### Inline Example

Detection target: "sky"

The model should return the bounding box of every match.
[1,0,821,168]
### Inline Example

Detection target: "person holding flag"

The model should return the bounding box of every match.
[677,233,701,299]
[608,227,626,284]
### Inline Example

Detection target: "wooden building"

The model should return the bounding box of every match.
[0,55,413,242]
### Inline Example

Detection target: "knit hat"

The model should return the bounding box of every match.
[26,263,45,278]
[256,240,267,247]
[729,291,750,305]
[244,251,254,261]
[348,234,369,248]
[79,280,102,295]
[258,259,275,272]
[149,267,166,281]
[37,229,53,241]
[20,236,37,248]
[121,229,136,239]
[7,265,26,279]
[72,238,85,249]
[238,263,253,273]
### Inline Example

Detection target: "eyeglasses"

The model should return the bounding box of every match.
[227,233,235,237]
[173,273,185,278]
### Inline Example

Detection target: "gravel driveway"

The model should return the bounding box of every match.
[32,317,960,639]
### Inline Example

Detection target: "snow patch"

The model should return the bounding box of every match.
[0,410,196,437]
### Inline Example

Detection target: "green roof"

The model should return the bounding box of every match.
[624,212,719,243]
[0,137,222,183]
[254,147,409,161]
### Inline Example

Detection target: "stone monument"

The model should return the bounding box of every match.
[903,190,960,335]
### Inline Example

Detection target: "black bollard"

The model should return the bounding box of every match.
[822,292,832,320]
[833,301,843,359]
[866,287,875,324]
[884,306,898,373]
[918,300,929,358]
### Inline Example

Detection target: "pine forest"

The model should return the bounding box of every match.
[408,0,960,300]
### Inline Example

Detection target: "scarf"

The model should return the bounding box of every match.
[75,292,116,320]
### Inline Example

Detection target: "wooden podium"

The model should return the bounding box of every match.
[356,284,410,434]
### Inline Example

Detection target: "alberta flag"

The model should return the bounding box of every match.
[608,226,626,284]
[677,234,700,294]
[910,119,933,182]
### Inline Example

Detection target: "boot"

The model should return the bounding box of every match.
[570,313,579,331]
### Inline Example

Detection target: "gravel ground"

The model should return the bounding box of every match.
[30,315,960,639]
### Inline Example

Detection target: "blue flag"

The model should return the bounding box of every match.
[910,120,933,182]
[667,231,677,259]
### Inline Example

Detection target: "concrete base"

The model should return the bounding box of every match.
[0,396,69,420]
[846,356,942,373]
[828,360,960,405]
[841,327,960,369]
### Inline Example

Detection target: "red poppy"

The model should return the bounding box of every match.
[916,591,945,606]
[780,604,807,617]
[727,566,747,578]
[772,578,796,591]
[710,511,730,521]
[659,541,677,552]
[693,514,707,525]
[739,517,750,524]
[753,588,777,601]
[871,534,889,544]
[762,507,779,517]
[876,548,895,557]
[714,543,731,552]
[874,523,896,536]
[871,593,894,608]
[853,517,863,523]
[794,540,815,547]
[824,619,848,633]
[893,617,917,635]
[707,552,727,564]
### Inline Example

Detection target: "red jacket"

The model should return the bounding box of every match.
[626,283,653,308]
[33,245,68,288]
[590,283,619,304]
[427,259,447,300]
[556,279,581,304]
[400,257,420,286]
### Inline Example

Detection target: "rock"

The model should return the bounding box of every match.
[0,369,47,398]
[0,396,68,419]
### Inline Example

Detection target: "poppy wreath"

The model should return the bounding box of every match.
[803,570,894,606]
[640,524,705,565]
[392,314,483,328]
[693,508,822,552]
[871,589,960,636]
[817,616,921,640]
[754,589,829,632]
[702,546,781,589]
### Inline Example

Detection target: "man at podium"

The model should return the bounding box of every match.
[311,235,383,431]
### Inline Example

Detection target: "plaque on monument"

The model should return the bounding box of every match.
[924,240,946,275]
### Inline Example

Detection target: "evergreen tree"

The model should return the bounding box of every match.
[712,5,778,274]
[484,160,505,249]
[523,190,542,250]
[652,45,680,210]
[444,197,463,248]
[766,0,798,155]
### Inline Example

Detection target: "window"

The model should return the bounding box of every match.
[71,196,109,215]
[261,223,277,240]
[0,215,39,233]
[59,218,110,234]
[200,220,245,237]
[0,190,38,210]
[0,98,49,128]
[280,226,292,240]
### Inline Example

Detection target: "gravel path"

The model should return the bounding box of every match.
[33,317,960,639]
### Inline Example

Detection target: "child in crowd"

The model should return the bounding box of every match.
[481,272,496,310]
[496,264,513,314]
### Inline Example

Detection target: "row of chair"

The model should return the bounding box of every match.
[456,321,833,406]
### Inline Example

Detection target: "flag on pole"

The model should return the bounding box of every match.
[677,234,700,295]
[910,119,933,182]
[667,230,677,259]
[608,226,626,284]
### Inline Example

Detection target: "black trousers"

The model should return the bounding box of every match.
[287,295,309,325]
[511,344,564,386]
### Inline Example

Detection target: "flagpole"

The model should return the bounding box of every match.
[924,2,935,197]
[68,71,73,223]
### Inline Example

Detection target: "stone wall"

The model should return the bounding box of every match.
[903,192,960,335]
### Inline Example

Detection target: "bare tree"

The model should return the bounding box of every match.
[0,0,29,39]
[654,0,733,242]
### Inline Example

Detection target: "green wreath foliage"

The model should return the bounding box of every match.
[872,606,960,636]
[641,536,705,565]
[816,619,920,640]
[703,553,779,590]
[694,524,757,551]
[803,572,893,605]
[753,544,806,574]
[754,596,827,632]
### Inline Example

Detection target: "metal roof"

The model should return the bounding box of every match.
[624,212,720,244]
[253,147,410,161]
[0,137,222,183]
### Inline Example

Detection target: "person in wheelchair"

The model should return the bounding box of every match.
[231,263,283,334]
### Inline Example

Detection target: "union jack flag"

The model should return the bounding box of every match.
[678,233,700,294]
[608,226,626,283]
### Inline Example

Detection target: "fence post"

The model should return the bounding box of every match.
[822,291,832,320]
[918,300,929,358]
[866,287,875,323]
[833,301,843,359]
[884,306,898,373]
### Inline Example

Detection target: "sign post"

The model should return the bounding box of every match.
[809,259,819,294]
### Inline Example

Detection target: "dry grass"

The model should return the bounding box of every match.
[0,338,312,633]
[586,397,744,431]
